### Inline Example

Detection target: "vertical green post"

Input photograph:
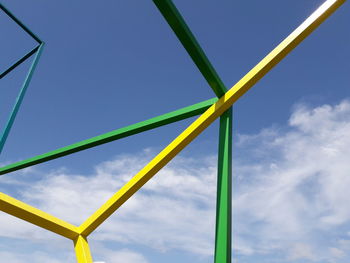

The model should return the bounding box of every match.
[215,107,232,263]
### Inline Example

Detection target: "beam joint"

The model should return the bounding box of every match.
[0,192,79,240]
[74,235,93,263]
[0,43,44,155]
[78,0,345,238]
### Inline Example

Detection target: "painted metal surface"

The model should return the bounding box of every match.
[0,193,79,240]
[153,0,227,97]
[78,0,344,248]
[0,4,44,154]
[0,97,217,175]
[215,109,233,263]
[0,3,42,44]
[0,0,345,262]
[152,2,233,259]
[0,43,44,154]
[0,45,39,79]
[74,235,93,263]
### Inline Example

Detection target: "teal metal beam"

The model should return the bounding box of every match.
[215,108,232,263]
[0,97,218,175]
[0,43,45,154]
[0,3,44,153]
[153,0,227,97]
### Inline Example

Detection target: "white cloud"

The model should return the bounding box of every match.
[233,100,350,261]
[102,249,148,263]
[0,150,217,262]
[329,247,345,259]
[0,251,23,263]
[0,250,65,263]
[287,243,316,261]
[3,100,350,262]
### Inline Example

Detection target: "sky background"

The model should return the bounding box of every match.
[0,0,349,262]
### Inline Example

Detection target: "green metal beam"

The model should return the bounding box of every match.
[0,97,218,175]
[153,0,227,97]
[215,108,232,263]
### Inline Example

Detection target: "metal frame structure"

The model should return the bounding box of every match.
[0,3,44,154]
[0,0,346,262]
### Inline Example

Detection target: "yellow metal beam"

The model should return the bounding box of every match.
[74,235,93,263]
[78,0,345,237]
[0,192,79,240]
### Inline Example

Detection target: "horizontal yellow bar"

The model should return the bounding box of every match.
[78,0,345,236]
[0,192,79,240]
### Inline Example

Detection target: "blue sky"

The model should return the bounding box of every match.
[0,0,349,262]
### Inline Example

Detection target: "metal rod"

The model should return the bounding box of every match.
[214,108,232,263]
[0,43,44,155]
[0,3,42,44]
[0,45,39,79]
[0,97,217,175]
[73,235,93,263]
[0,192,79,240]
[153,0,227,97]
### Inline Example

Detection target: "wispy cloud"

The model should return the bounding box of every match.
[0,151,218,262]
[2,100,350,262]
[233,100,350,262]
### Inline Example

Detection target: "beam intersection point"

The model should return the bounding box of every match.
[0,3,44,154]
[0,0,346,262]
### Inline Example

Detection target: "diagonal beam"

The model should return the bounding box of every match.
[0,43,44,155]
[0,3,42,44]
[78,0,345,236]
[0,97,217,175]
[0,192,79,240]
[0,45,39,80]
[0,4,44,153]
[153,0,227,97]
